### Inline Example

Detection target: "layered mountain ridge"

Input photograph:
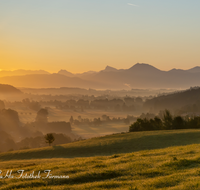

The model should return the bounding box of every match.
[0,63,200,89]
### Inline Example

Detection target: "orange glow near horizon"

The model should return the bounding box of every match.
[1,0,200,73]
[1,39,199,73]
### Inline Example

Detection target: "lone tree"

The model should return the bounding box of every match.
[45,133,55,146]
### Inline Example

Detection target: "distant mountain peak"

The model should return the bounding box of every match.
[128,63,161,72]
[104,66,118,72]
[58,69,71,73]
[191,66,200,69]
[57,70,74,77]
[168,68,186,73]
[188,66,200,73]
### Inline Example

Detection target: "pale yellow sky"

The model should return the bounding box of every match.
[1,0,200,73]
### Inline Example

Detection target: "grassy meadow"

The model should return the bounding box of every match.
[1,129,200,189]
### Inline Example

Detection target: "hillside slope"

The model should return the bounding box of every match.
[144,87,200,111]
[1,129,200,161]
[0,84,22,94]
[1,139,200,189]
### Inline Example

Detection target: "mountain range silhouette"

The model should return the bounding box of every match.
[0,63,200,89]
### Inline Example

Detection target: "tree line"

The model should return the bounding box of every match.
[129,110,200,132]
[5,96,144,112]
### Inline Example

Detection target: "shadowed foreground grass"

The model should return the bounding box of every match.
[1,129,200,161]
[1,144,200,189]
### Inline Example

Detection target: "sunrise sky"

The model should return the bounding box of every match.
[0,0,200,73]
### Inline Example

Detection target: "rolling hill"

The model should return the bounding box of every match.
[0,84,22,94]
[1,130,200,189]
[1,129,200,161]
[144,87,200,112]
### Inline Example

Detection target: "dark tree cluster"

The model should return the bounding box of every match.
[129,110,200,132]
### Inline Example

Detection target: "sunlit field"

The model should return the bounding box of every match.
[1,128,200,189]
[1,142,200,189]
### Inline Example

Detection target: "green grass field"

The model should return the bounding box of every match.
[1,129,200,189]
